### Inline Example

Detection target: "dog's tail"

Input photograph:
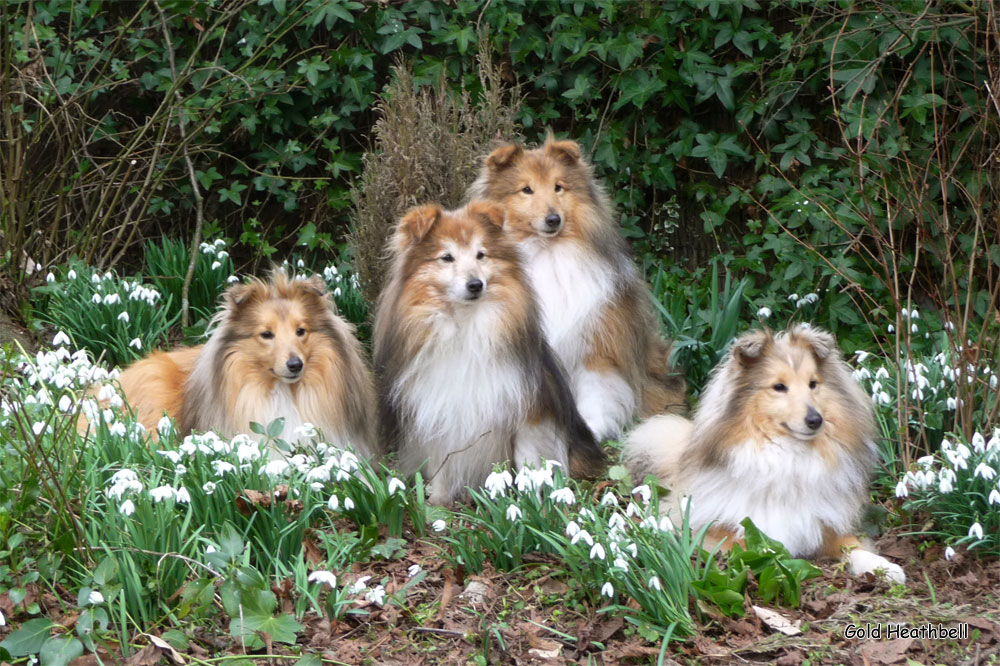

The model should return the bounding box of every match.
[640,336,687,417]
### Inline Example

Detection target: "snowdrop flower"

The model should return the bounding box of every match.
[505,504,522,521]
[484,470,513,499]
[989,489,1000,506]
[590,543,606,560]
[88,591,105,605]
[550,487,575,505]
[579,508,595,521]
[211,261,222,271]
[974,463,996,481]
[53,331,71,346]
[129,338,142,350]
[648,576,662,591]
[565,521,580,537]
[944,546,955,560]
[91,293,102,304]
[263,459,290,477]
[202,482,217,495]
[213,460,237,477]
[175,487,191,503]
[756,306,772,319]
[625,502,640,518]
[293,423,318,439]
[601,582,614,598]
[608,513,626,531]
[117,311,130,323]
[408,564,421,578]
[150,486,175,502]
[571,529,594,547]
[658,516,674,532]
[788,293,799,302]
[969,522,984,540]
[109,422,127,437]
[894,480,908,498]
[639,515,658,530]
[348,576,371,594]
[625,542,638,557]
[600,492,618,507]
[613,557,629,570]
[386,477,406,496]
[343,497,355,510]
[308,571,337,588]
[432,519,446,532]
[875,367,889,380]
[972,432,986,452]
[67,269,77,280]
[32,421,46,435]
[946,397,958,410]
[327,494,339,511]
[631,484,651,504]
[120,499,135,516]
[58,395,73,412]
[366,585,386,606]
[888,324,895,333]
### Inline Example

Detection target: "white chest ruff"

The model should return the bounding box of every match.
[395,305,529,449]
[520,241,615,367]
[682,437,868,557]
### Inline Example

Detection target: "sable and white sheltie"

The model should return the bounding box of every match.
[468,136,685,442]
[110,271,377,458]
[373,201,605,504]
[624,325,905,583]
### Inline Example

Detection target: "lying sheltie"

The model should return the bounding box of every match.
[468,136,685,442]
[624,325,905,583]
[373,201,605,504]
[107,271,377,458]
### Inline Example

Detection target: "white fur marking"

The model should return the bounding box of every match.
[847,548,906,583]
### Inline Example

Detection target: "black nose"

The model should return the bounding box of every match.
[286,356,303,374]
[805,406,823,431]
[544,213,561,228]
[466,279,484,294]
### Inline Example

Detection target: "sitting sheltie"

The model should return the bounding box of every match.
[468,136,685,442]
[624,326,905,582]
[108,271,378,458]
[373,201,605,504]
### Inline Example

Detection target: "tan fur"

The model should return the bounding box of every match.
[468,135,685,440]
[624,326,905,582]
[104,271,378,457]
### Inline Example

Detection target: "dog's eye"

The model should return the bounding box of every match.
[296,327,306,337]
[440,253,454,263]
[773,383,788,392]
[260,331,274,340]
[476,250,486,260]
[809,379,818,389]
[555,184,563,193]
[521,186,533,195]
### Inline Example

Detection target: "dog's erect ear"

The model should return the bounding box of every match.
[398,204,443,244]
[485,143,524,171]
[793,325,838,360]
[467,200,506,229]
[223,280,263,309]
[298,273,328,297]
[732,329,771,367]
[544,136,581,165]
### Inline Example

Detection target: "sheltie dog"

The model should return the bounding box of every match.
[624,325,905,583]
[468,136,685,442]
[373,201,605,504]
[109,271,377,458]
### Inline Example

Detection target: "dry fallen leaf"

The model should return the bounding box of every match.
[752,605,802,636]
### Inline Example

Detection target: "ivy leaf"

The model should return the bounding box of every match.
[218,182,247,205]
[562,74,590,102]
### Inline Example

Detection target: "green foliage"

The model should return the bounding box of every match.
[144,237,234,333]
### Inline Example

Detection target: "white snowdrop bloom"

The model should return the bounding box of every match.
[579,508,596,521]
[589,543,606,561]
[58,394,73,413]
[327,494,340,511]
[150,486,175,502]
[571,529,594,547]
[989,489,1000,506]
[658,516,674,532]
[900,307,908,318]
[175,487,191,503]
[408,564,421,578]
[103,293,121,305]
[46,272,55,283]
[343,497,355,510]
[120,499,135,516]
[211,461,236,477]
[887,324,895,333]
[156,416,174,436]
[129,338,142,350]
[431,519,446,532]
[917,455,936,468]
[894,480,908,498]
[53,331,71,347]
[757,306,772,319]
[944,546,955,560]
[601,582,614,598]
[292,423,318,440]
[117,311,130,323]
[875,367,889,379]
[788,293,799,302]
[608,513,626,531]
[32,421,46,435]
[804,293,819,304]
[631,484,652,505]
[600,492,618,507]
[625,502,640,517]
[91,293,102,304]
[505,504,522,521]
[227,275,239,284]
[854,368,872,381]
[956,443,972,461]
[991,375,998,390]
[639,515,658,530]
[648,576,662,591]
[946,397,957,410]
[348,576,371,594]
[91,273,102,284]
[108,422,127,437]
[306,465,332,483]
[565,521,581,537]
[625,542,638,557]
[308,571,337,588]
[855,350,870,363]
[211,261,222,271]
[263,460,289,477]
[911,387,924,401]
[987,434,1000,453]
[969,522,984,540]
[938,471,955,494]
[236,441,263,463]
[484,470,513,499]
[550,487,575,505]
[972,432,986,452]
[88,591,105,605]
[387,477,406,496]
[911,323,918,334]
[202,482,217,495]
[974,463,996,481]
[613,557,629,570]
[206,545,216,554]
[67,269,77,280]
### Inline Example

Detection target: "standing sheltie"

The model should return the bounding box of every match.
[624,325,905,583]
[111,271,377,458]
[373,201,605,504]
[467,136,685,442]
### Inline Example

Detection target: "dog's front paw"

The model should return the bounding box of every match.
[847,549,906,584]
